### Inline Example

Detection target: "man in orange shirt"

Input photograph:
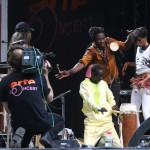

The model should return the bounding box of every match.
[56,26,133,134]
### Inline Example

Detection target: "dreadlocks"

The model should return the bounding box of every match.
[88,26,105,41]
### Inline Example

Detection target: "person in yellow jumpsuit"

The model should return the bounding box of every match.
[79,64,122,147]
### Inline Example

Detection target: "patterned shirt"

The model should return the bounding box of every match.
[136,45,150,75]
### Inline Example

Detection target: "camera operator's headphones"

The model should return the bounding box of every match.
[7,39,27,67]
[7,45,43,73]
[7,45,24,71]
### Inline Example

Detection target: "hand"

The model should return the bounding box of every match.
[112,105,119,111]
[138,77,149,88]
[126,29,133,35]
[126,30,134,41]
[97,107,107,114]
[55,70,70,79]
[43,60,51,76]
[122,62,135,76]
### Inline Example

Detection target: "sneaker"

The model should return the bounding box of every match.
[9,127,25,148]
[40,132,58,148]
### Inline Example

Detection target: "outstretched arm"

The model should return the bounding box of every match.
[55,62,85,79]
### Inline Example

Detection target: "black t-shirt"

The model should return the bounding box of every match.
[0,71,51,133]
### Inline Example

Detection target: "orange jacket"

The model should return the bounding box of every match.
[79,37,127,84]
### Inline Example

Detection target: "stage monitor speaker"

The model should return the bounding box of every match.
[54,139,80,148]
[128,117,150,147]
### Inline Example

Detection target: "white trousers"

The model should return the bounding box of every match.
[131,88,150,127]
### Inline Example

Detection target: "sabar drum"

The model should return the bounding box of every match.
[119,103,137,147]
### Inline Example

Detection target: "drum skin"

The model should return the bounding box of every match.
[122,113,137,147]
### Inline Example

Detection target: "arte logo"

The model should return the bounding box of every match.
[10,79,38,96]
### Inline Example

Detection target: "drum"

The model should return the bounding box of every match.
[119,103,137,147]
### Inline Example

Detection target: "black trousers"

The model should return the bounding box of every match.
[109,78,120,137]
[13,113,64,148]
[109,78,120,107]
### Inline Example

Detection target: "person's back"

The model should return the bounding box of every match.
[1,71,51,133]
[0,22,64,148]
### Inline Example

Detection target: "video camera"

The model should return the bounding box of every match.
[21,46,55,73]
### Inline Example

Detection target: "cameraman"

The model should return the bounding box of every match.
[0,22,64,148]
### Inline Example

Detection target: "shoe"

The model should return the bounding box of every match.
[10,127,25,148]
[40,132,58,148]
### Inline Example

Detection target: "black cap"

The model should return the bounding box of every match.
[15,22,35,32]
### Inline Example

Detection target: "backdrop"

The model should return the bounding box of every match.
[8,0,150,138]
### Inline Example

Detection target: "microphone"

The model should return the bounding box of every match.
[52,90,71,101]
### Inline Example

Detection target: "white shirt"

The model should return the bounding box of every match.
[136,45,150,75]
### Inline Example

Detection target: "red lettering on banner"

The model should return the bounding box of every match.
[58,17,92,36]
[29,0,88,13]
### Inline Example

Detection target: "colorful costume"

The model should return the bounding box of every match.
[131,45,150,126]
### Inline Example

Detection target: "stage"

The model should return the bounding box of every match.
[0,148,150,150]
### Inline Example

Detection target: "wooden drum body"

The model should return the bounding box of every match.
[121,113,137,147]
[120,103,137,147]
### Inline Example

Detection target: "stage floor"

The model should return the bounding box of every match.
[0,148,150,150]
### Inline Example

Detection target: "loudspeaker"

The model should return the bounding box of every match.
[54,140,80,148]
[128,117,150,147]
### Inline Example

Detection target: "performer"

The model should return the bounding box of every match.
[0,22,64,148]
[122,26,150,126]
[56,26,133,107]
[79,64,122,147]
[56,26,133,134]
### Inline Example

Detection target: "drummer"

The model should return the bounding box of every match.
[79,64,122,147]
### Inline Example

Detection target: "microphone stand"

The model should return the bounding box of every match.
[52,90,71,140]
[61,96,65,123]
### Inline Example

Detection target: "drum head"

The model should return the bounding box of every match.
[110,42,119,52]
[120,103,137,112]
